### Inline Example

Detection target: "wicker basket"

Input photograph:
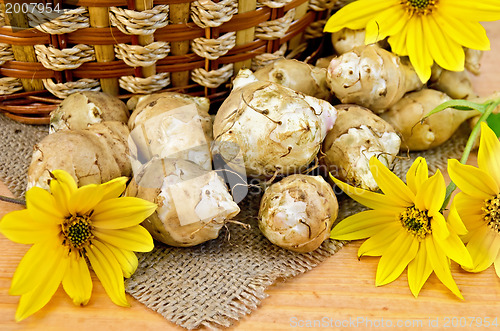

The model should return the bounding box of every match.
[0,0,335,124]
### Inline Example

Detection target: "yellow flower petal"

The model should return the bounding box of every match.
[415,170,445,213]
[447,200,468,236]
[441,0,500,22]
[407,239,433,298]
[433,11,491,50]
[477,122,500,189]
[15,247,69,322]
[430,212,450,241]
[49,170,78,215]
[357,223,401,258]
[435,224,473,269]
[330,210,396,240]
[406,15,433,83]
[369,157,415,207]
[91,197,157,229]
[86,240,129,307]
[0,209,59,244]
[466,225,500,272]
[448,159,499,199]
[93,225,154,253]
[387,24,409,56]
[68,184,104,216]
[100,177,128,201]
[453,192,486,233]
[376,231,419,286]
[329,174,405,212]
[62,252,92,306]
[423,15,464,72]
[10,236,63,295]
[365,5,407,44]
[105,245,139,278]
[25,187,66,223]
[425,236,463,299]
[324,0,398,33]
[406,157,428,195]
[494,252,500,279]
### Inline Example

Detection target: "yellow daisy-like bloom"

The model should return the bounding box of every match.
[448,122,500,276]
[324,0,500,82]
[330,156,472,298]
[0,170,157,321]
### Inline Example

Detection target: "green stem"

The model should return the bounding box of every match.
[440,98,500,211]
[0,195,26,206]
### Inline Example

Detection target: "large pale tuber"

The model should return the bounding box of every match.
[326,44,423,113]
[213,69,337,178]
[28,121,131,190]
[125,158,240,247]
[50,91,129,133]
[127,92,213,170]
[258,174,338,253]
[381,89,480,151]
[321,104,401,191]
[253,59,330,100]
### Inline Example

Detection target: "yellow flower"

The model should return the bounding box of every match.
[330,156,472,298]
[448,122,500,276]
[0,170,157,321]
[324,0,500,83]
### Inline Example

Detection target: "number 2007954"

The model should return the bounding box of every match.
[4,3,61,14]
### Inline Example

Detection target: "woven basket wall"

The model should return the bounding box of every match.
[0,0,335,124]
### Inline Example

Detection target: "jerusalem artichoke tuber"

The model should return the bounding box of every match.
[49,91,129,133]
[258,174,338,253]
[326,44,423,113]
[213,69,337,178]
[381,89,480,151]
[321,104,401,191]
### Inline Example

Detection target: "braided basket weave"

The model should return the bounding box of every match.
[0,0,336,124]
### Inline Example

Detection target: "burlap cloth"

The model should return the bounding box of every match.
[0,113,469,329]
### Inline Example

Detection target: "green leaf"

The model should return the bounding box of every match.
[422,100,485,123]
[486,112,500,138]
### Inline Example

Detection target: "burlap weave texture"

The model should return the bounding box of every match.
[0,113,468,329]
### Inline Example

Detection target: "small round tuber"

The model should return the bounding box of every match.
[258,174,338,253]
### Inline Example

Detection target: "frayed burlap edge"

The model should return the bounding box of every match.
[0,113,469,330]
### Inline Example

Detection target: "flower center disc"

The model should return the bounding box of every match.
[404,0,437,15]
[484,194,500,233]
[62,216,92,250]
[400,205,431,239]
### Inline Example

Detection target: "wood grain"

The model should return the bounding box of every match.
[1,21,500,331]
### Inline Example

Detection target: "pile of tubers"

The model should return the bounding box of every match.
[26,28,488,253]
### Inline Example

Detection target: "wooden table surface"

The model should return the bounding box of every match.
[1,21,500,331]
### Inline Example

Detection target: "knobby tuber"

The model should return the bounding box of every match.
[258,174,338,253]
[381,89,480,151]
[28,121,131,190]
[50,91,129,133]
[213,69,337,178]
[321,104,401,191]
[326,44,423,113]
[125,158,240,247]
